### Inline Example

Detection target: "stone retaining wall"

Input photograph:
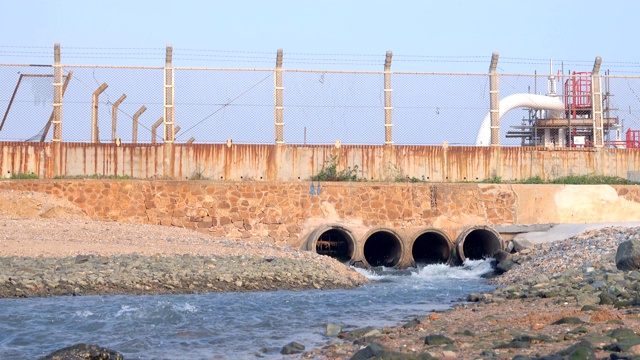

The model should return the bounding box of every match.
[0,180,638,248]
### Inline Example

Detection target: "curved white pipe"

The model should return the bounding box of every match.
[475,94,565,146]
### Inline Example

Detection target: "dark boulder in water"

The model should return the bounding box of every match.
[41,343,123,360]
[616,238,640,271]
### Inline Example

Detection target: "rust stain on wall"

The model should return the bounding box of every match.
[0,141,639,182]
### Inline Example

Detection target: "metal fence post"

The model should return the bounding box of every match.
[91,83,108,143]
[489,52,500,146]
[52,43,63,178]
[112,94,126,143]
[52,44,63,142]
[164,44,175,178]
[132,105,147,144]
[384,51,393,146]
[275,48,284,145]
[591,56,603,148]
[151,117,163,144]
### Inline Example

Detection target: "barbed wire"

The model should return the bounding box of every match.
[3,46,640,71]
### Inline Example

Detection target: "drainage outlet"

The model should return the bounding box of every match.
[363,229,403,268]
[411,230,452,265]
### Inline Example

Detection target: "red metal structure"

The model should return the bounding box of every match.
[627,129,640,148]
[564,71,592,118]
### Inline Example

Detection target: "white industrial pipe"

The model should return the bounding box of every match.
[475,93,565,146]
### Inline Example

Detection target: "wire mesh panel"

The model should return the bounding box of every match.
[174,68,274,144]
[61,66,164,143]
[0,65,55,141]
[283,70,384,145]
[393,73,489,145]
[602,75,640,144]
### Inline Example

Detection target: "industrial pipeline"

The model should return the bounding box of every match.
[304,224,504,268]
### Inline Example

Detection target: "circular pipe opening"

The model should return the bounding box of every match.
[411,229,452,265]
[456,226,503,263]
[363,229,403,268]
[315,229,355,263]
[306,225,356,264]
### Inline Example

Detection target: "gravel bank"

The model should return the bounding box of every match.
[0,217,368,297]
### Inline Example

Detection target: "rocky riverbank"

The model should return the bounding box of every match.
[305,226,640,359]
[0,216,369,298]
[0,253,366,298]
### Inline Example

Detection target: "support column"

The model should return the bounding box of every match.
[274,48,284,145]
[91,83,108,143]
[151,117,163,144]
[544,128,551,147]
[132,105,147,144]
[52,43,63,178]
[591,56,604,148]
[489,52,500,146]
[488,52,501,181]
[163,44,175,178]
[112,94,126,143]
[384,51,393,146]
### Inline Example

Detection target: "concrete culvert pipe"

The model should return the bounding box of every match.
[456,226,503,263]
[411,228,453,265]
[363,228,403,268]
[306,225,357,263]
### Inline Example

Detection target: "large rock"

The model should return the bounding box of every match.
[42,343,123,360]
[511,237,534,252]
[616,239,640,271]
[280,341,305,355]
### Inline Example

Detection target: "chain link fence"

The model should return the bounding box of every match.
[2,55,640,146]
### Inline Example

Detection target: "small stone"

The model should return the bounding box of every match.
[325,323,342,337]
[424,334,453,345]
[442,350,457,358]
[280,341,305,355]
[552,317,585,325]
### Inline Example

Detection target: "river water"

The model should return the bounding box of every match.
[0,260,495,360]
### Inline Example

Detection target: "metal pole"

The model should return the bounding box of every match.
[164,44,175,177]
[132,105,147,144]
[489,52,500,146]
[52,43,63,142]
[591,56,604,148]
[41,71,73,142]
[384,50,393,145]
[274,48,284,144]
[111,94,126,143]
[151,117,164,144]
[91,83,108,143]
[52,43,63,178]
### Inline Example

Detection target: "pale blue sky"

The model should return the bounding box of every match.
[3,0,639,72]
[2,1,640,145]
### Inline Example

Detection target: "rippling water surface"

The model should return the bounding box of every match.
[0,260,495,359]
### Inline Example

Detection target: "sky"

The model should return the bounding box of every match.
[2,0,640,145]
[3,0,639,71]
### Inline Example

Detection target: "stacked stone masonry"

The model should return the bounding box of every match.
[0,180,638,249]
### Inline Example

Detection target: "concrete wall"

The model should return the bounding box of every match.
[1,142,639,182]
